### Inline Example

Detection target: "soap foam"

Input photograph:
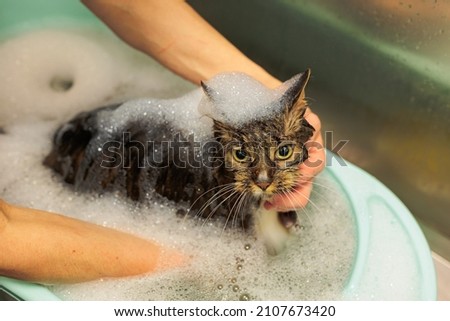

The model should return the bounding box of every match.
[0,28,194,127]
[198,73,284,126]
[97,89,212,143]
[0,28,356,300]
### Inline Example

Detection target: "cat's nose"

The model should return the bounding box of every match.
[256,181,270,191]
[255,170,271,191]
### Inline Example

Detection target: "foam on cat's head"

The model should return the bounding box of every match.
[197,71,310,128]
[198,73,284,126]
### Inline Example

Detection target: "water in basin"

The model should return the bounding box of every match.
[0,27,357,300]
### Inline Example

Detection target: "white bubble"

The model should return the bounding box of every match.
[0,28,195,127]
[198,73,285,127]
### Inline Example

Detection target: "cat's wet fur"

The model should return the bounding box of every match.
[44,70,315,255]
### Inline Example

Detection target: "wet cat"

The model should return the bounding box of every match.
[44,69,315,254]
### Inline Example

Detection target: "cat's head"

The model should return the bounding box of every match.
[201,70,314,199]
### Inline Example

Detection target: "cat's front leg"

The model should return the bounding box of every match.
[255,207,294,255]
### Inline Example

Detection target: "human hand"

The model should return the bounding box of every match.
[265,108,325,211]
[0,199,188,283]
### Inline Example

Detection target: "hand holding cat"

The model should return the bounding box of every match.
[265,109,325,211]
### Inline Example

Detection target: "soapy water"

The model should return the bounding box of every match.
[0,28,195,126]
[0,120,355,300]
[0,27,356,300]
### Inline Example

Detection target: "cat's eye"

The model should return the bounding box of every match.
[233,148,248,162]
[276,145,294,160]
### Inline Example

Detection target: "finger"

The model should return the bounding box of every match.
[265,181,313,211]
[304,109,321,132]
[301,140,326,176]
[303,110,325,175]
[305,112,322,145]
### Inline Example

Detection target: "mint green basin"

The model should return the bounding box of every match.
[0,0,437,300]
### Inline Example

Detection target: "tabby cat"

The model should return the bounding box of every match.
[44,69,315,254]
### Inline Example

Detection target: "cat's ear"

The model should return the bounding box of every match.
[282,69,313,136]
[281,69,311,109]
[201,81,216,101]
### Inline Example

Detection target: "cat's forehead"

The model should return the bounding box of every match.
[233,119,291,145]
[198,72,286,127]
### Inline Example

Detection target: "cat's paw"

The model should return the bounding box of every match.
[255,207,292,255]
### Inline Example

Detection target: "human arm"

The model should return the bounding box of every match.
[81,0,279,88]
[0,199,184,284]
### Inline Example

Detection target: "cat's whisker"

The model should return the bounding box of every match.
[183,184,232,223]
[187,182,236,216]
[298,175,340,195]
[200,190,239,231]
[297,188,323,214]
[281,190,316,230]
[190,184,235,218]
[231,192,249,229]
[297,178,341,208]
[209,192,242,234]
[194,186,236,223]
[280,190,301,215]
[185,186,236,229]
[310,182,340,197]
[198,190,234,219]
[228,192,245,229]
[238,193,251,229]
[308,188,339,207]
[220,191,249,235]
[287,173,341,202]
[293,190,326,231]
[280,190,303,225]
